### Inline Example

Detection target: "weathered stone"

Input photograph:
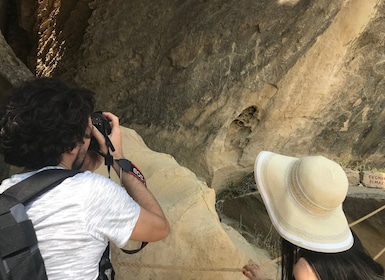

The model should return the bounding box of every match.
[2,0,385,192]
[0,31,33,91]
[344,168,361,187]
[96,127,277,280]
[70,0,385,191]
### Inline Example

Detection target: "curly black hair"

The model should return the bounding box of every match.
[0,77,95,169]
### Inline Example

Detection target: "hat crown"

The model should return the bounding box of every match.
[291,156,348,215]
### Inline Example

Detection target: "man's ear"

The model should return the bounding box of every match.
[65,144,80,155]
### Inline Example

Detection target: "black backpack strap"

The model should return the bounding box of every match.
[98,243,115,280]
[3,169,80,204]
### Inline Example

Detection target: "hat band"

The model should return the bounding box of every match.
[290,161,333,216]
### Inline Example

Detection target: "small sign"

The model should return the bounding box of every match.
[361,171,385,189]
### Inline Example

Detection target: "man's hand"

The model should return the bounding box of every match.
[91,112,124,160]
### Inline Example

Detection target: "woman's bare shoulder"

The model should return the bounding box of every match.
[293,257,319,280]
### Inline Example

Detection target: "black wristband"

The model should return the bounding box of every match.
[115,159,146,186]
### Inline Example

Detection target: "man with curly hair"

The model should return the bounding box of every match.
[0,77,170,279]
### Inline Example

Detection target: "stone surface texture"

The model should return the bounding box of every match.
[96,127,277,279]
[1,0,385,190]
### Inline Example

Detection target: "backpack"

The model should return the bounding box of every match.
[0,169,80,280]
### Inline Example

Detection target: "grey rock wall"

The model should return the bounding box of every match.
[2,0,385,191]
[72,0,385,190]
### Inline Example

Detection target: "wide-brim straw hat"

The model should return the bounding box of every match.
[254,151,353,253]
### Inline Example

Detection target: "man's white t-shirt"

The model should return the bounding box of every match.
[0,167,141,280]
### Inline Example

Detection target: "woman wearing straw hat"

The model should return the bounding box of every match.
[242,151,384,280]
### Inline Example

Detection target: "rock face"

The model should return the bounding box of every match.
[0,32,33,95]
[75,0,385,191]
[1,0,385,191]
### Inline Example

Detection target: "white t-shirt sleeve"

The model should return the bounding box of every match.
[79,172,140,248]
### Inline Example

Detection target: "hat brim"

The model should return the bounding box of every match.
[255,151,353,253]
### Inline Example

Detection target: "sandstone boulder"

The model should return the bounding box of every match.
[96,127,278,280]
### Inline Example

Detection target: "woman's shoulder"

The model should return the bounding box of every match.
[293,257,319,280]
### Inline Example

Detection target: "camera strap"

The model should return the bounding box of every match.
[115,159,147,187]
[102,150,149,256]
[104,151,114,178]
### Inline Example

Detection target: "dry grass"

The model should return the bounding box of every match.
[216,172,279,257]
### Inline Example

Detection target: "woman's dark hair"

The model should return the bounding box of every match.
[280,230,384,280]
[0,77,95,169]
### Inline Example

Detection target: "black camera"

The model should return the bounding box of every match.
[89,111,115,152]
